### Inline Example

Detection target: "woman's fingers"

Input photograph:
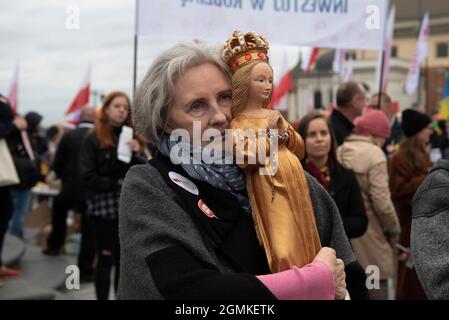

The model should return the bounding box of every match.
[334,259,347,300]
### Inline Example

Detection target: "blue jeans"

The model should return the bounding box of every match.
[8,189,33,239]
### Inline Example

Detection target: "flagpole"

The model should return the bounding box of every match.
[133,0,139,97]
[377,50,386,110]
[425,57,429,113]
[415,2,421,108]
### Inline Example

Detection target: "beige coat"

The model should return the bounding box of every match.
[337,134,400,279]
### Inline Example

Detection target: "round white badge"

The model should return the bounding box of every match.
[168,172,199,196]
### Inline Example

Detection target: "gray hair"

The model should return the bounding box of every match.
[133,43,232,143]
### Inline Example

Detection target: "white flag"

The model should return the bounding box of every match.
[343,56,353,82]
[404,13,430,96]
[375,6,396,93]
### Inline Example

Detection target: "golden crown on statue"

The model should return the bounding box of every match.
[222,30,269,73]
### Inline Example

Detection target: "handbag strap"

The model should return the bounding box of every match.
[21,131,35,161]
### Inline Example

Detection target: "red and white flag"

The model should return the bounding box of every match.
[65,65,91,116]
[301,47,319,74]
[8,63,19,113]
[333,49,347,79]
[375,6,396,93]
[404,13,429,96]
[271,52,293,111]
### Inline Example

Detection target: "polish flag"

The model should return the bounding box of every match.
[333,49,347,79]
[8,63,19,113]
[301,47,319,74]
[271,52,293,111]
[375,6,396,93]
[65,65,91,116]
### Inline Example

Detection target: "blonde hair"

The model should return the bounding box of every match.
[231,61,273,116]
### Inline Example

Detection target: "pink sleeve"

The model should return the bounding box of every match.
[256,261,335,300]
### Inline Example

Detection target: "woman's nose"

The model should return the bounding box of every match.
[210,109,227,126]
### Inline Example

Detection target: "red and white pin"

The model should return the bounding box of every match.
[198,199,218,219]
[168,172,199,195]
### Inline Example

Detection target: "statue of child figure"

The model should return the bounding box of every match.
[222,30,322,273]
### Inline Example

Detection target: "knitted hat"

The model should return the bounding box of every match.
[354,109,391,138]
[401,109,431,137]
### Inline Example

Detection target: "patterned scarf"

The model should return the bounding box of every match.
[157,133,251,214]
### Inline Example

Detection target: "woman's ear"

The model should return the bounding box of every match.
[164,122,173,134]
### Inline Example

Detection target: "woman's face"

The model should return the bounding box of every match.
[249,62,273,105]
[416,124,433,145]
[305,118,332,160]
[105,96,130,127]
[166,63,232,147]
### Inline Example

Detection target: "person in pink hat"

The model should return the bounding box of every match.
[337,109,401,300]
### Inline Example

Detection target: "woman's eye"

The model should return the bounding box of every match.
[219,94,232,104]
[190,103,206,112]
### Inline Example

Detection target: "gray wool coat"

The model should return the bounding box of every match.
[118,164,358,300]
[411,159,449,300]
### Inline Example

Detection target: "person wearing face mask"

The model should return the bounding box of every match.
[337,109,401,300]
[118,42,368,300]
[80,91,146,300]
[390,108,433,300]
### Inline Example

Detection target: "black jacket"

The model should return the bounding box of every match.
[80,126,145,193]
[52,122,93,200]
[328,162,368,239]
[119,153,369,300]
[330,109,354,146]
[0,96,15,139]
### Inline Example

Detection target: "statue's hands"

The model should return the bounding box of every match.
[268,111,281,130]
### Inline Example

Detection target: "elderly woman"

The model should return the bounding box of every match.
[118,43,366,300]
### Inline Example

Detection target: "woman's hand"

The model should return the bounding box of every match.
[128,139,142,153]
[313,247,347,300]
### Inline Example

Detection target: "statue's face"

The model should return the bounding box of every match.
[248,62,273,105]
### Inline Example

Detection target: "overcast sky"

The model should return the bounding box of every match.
[0,0,301,126]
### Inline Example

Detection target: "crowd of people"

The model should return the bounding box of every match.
[1,42,449,300]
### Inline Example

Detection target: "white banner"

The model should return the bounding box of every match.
[136,0,388,50]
